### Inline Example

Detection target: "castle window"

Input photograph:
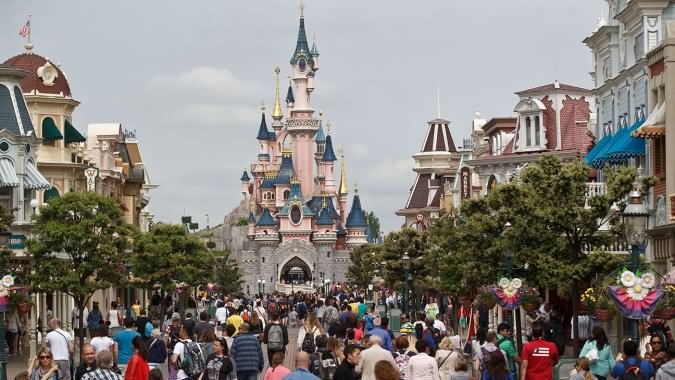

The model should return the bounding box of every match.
[525,117,532,147]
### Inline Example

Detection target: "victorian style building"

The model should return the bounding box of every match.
[236,7,368,294]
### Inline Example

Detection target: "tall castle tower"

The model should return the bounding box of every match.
[236,5,368,294]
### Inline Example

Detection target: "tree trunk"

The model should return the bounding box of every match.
[572,285,580,357]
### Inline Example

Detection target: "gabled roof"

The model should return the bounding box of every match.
[346,193,368,229]
[515,82,589,96]
[322,135,337,161]
[256,208,276,227]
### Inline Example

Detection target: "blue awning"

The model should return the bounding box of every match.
[584,133,612,165]
[605,118,645,160]
[590,118,645,167]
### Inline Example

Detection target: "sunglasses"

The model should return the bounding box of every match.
[39,356,51,359]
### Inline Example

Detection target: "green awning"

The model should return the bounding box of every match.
[41,117,63,143]
[64,119,86,144]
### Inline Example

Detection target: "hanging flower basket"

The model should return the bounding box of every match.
[594,308,610,321]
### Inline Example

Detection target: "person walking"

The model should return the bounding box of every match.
[82,351,122,380]
[610,340,654,380]
[28,347,61,380]
[124,336,149,380]
[114,318,141,377]
[146,329,167,370]
[579,326,614,380]
[283,351,321,380]
[74,345,97,380]
[204,337,237,380]
[87,303,102,339]
[655,342,675,380]
[405,340,440,380]
[263,312,289,364]
[230,323,263,380]
[357,336,398,380]
[520,322,559,380]
[334,345,361,380]
[45,319,72,380]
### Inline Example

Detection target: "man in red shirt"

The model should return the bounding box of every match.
[521,322,559,380]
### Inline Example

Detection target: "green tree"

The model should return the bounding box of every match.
[211,249,243,294]
[28,192,134,350]
[365,211,381,242]
[132,224,218,293]
[346,244,383,289]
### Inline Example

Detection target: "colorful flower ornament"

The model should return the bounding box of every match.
[610,269,664,319]
[492,277,524,311]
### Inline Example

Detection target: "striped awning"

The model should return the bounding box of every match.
[633,102,665,139]
[0,159,19,188]
[24,163,50,190]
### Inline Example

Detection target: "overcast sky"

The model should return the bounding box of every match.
[2,0,604,233]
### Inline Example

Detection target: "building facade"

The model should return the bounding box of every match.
[236,8,368,294]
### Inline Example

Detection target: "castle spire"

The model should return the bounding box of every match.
[290,1,314,65]
[338,148,348,195]
[271,66,283,120]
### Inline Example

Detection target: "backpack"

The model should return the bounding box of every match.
[301,327,317,353]
[318,352,337,380]
[394,350,412,379]
[267,324,284,351]
[621,359,645,380]
[180,341,205,379]
[480,347,504,375]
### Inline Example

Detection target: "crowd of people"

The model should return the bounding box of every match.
[11,290,675,380]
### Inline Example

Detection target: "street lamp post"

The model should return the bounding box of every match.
[402,252,411,314]
[622,189,650,343]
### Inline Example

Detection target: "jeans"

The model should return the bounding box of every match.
[237,371,259,380]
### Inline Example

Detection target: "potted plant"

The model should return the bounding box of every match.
[653,284,675,320]
[476,286,498,311]
[521,287,541,312]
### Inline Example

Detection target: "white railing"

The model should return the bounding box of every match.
[585,182,607,208]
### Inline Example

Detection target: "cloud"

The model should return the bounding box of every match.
[149,66,263,101]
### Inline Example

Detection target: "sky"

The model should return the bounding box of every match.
[2,0,604,233]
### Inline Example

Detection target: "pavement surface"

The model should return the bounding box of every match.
[6,324,303,380]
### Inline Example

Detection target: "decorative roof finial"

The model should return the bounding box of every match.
[272,66,283,120]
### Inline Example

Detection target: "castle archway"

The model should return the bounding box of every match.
[279,256,312,284]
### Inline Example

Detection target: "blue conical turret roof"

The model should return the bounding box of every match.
[256,208,276,227]
[315,125,326,143]
[322,135,337,161]
[290,16,314,65]
[275,154,296,185]
[240,170,250,182]
[256,112,275,141]
[346,193,368,228]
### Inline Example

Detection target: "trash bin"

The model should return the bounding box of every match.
[390,308,401,333]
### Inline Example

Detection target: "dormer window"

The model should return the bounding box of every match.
[514,98,547,151]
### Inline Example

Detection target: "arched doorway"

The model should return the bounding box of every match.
[279,256,312,285]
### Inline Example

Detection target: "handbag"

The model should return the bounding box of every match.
[584,341,599,362]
